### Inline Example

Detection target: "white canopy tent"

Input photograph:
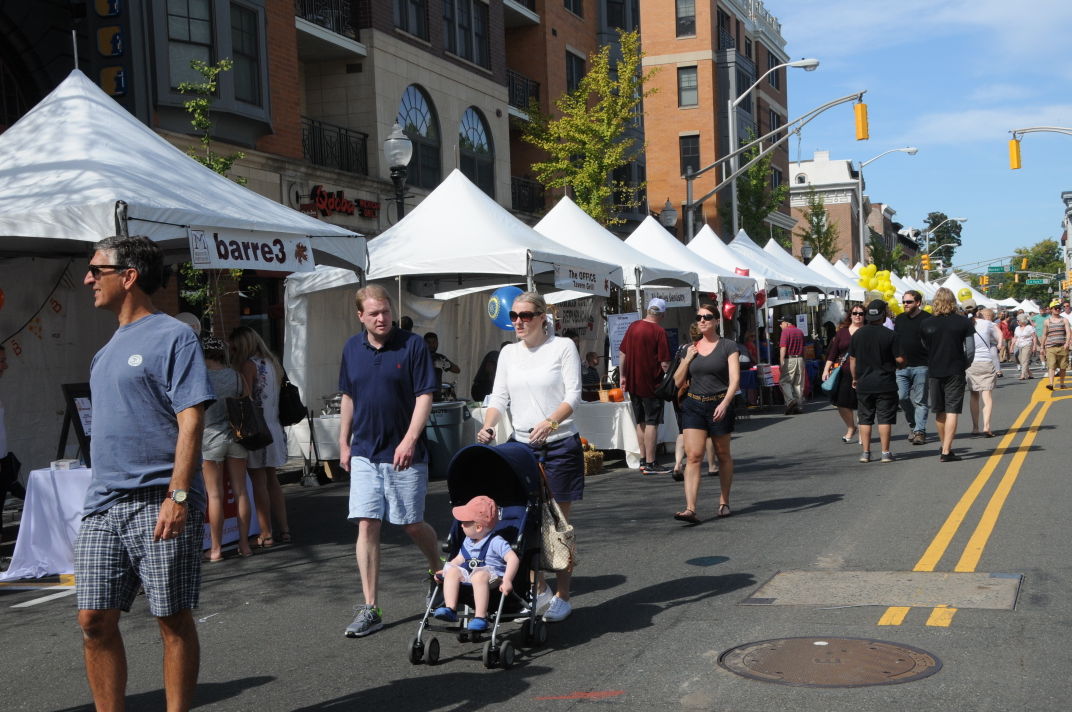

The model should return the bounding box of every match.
[687,225,805,297]
[761,237,847,297]
[535,197,697,292]
[807,253,865,301]
[834,260,859,282]
[0,70,365,268]
[1020,299,1041,314]
[996,297,1022,308]
[367,169,622,295]
[625,217,756,300]
[941,272,997,308]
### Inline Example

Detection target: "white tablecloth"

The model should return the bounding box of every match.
[1,467,91,581]
[287,415,342,461]
[0,467,258,581]
[467,401,678,468]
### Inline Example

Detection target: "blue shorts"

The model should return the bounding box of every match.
[519,434,584,502]
[75,486,205,617]
[680,394,736,437]
[348,457,428,525]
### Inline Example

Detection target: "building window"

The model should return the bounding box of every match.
[677,66,697,107]
[771,167,783,191]
[444,0,489,68]
[795,173,807,184]
[768,109,782,138]
[744,38,752,59]
[679,135,700,176]
[167,0,214,89]
[230,4,259,105]
[606,0,626,28]
[566,51,585,93]
[459,107,494,197]
[767,52,780,89]
[396,84,441,190]
[676,0,695,36]
[394,0,428,40]
[565,0,582,17]
[717,8,733,49]
[0,57,28,128]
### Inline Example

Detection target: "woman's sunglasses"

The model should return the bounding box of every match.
[509,310,543,322]
[851,311,865,316]
[694,313,717,322]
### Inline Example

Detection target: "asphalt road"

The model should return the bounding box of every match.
[3,365,1071,711]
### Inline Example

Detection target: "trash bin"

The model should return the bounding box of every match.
[424,401,471,480]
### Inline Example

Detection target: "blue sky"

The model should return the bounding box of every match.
[778,0,1072,269]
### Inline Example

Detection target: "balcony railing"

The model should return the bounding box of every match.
[511,176,545,214]
[508,0,536,10]
[507,69,540,110]
[295,0,357,40]
[301,116,368,175]
[718,27,735,51]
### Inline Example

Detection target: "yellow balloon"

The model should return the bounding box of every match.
[957,287,972,302]
[923,305,933,313]
[866,277,877,290]
[857,278,869,288]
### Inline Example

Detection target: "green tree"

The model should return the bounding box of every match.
[725,132,790,247]
[794,187,838,259]
[923,211,963,263]
[521,30,656,225]
[176,59,249,331]
[867,228,910,273]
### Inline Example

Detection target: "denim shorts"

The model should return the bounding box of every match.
[201,429,248,462]
[516,434,584,502]
[680,394,736,436]
[75,486,205,617]
[348,457,428,525]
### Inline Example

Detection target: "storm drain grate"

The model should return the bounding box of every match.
[718,636,941,687]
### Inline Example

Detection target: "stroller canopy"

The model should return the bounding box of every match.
[447,443,541,508]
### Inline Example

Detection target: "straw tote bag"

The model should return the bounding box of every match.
[539,473,578,572]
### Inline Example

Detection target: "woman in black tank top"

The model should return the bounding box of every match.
[670,302,741,524]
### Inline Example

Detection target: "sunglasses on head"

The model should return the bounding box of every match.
[509,310,542,322]
[694,313,717,322]
[87,264,130,279]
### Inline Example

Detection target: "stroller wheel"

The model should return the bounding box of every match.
[524,619,548,646]
[500,640,516,670]
[408,637,424,665]
[457,631,470,643]
[482,640,499,669]
[426,636,440,665]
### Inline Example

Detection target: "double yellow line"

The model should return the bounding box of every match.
[878,380,1062,627]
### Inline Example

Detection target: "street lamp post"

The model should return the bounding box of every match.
[728,58,819,235]
[921,216,967,280]
[657,198,678,235]
[383,122,413,222]
[801,243,814,265]
[856,147,917,264]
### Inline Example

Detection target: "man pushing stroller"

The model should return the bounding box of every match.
[433,496,520,632]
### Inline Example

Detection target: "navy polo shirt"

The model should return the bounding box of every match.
[339,327,437,464]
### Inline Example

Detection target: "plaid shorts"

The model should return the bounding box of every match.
[75,486,204,617]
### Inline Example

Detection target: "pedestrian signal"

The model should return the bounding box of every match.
[1009,139,1021,169]
[854,102,869,141]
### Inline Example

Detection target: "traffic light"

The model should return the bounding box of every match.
[1009,138,1022,169]
[855,102,869,141]
[980,275,989,286]
[1015,273,1020,283]
[921,254,931,270]
[1021,258,1029,270]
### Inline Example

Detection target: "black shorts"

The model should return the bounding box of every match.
[927,374,966,414]
[629,393,664,426]
[679,394,735,437]
[857,391,898,426]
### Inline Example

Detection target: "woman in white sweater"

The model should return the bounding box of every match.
[477,291,582,623]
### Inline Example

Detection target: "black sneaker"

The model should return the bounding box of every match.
[638,461,651,474]
[939,452,962,462]
[645,463,671,475]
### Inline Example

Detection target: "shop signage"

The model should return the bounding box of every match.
[188,228,316,272]
[555,298,598,339]
[642,287,692,308]
[607,312,641,367]
[304,186,380,219]
[775,285,795,301]
[554,263,610,297]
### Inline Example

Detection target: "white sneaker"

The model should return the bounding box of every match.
[542,596,572,622]
[521,587,554,616]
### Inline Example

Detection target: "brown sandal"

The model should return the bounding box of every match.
[717,503,732,518]
[674,509,700,524]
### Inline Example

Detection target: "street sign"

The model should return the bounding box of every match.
[1026,278,1048,285]
[987,265,1006,273]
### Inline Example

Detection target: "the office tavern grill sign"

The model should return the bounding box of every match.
[188,229,316,272]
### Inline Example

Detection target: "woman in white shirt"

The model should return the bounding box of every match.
[477,291,581,624]
[967,308,1001,437]
[1013,314,1040,379]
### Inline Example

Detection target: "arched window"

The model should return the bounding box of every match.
[459,107,493,197]
[795,173,807,184]
[396,85,440,190]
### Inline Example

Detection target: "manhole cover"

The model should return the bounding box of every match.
[718,637,941,687]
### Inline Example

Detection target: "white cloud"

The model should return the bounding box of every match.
[966,84,1037,104]
[890,104,1072,146]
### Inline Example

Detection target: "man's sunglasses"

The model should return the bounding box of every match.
[694,313,717,322]
[902,300,916,304]
[509,310,543,322]
[87,264,130,279]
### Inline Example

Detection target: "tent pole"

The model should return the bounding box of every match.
[397,276,402,321]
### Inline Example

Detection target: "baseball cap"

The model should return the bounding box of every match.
[1050,299,1062,308]
[866,299,887,319]
[452,495,499,529]
[778,314,795,324]
[961,299,977,312]
[647,297,667,313]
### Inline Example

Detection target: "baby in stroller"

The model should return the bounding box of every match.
[433,495,520,632]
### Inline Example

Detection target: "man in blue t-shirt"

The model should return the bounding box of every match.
[76,235,214,712]
[337,284,439,638]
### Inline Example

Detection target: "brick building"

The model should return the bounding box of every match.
[788,150,863,265]
[639,0,794,242]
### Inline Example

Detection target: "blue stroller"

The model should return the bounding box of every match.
[408,442,548,669]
